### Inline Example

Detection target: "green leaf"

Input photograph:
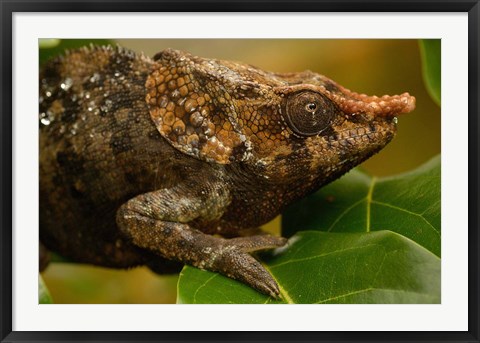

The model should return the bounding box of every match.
[177,231,440,304]
[282,155,441,257]
[39,274,53,304]
[419,39,441,106]
[39,39,113,66]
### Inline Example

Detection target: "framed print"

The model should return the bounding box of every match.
[1,1,479,342]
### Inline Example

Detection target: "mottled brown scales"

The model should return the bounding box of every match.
[39,45,415,297]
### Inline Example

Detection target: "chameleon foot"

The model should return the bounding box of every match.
[209,235,287,298]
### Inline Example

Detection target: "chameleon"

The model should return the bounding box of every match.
[39,45,416,298]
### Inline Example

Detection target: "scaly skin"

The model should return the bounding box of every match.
[39,46,415,297]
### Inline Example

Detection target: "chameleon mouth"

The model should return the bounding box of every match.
[326,109,398,153]
[332,120,396,150]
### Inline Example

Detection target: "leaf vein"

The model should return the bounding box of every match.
[366,177,377,232]
[192,273,218,304]
[326,198,365,232]
[268,244,379,269]
[371,200,440,236]
[316,287,438,304]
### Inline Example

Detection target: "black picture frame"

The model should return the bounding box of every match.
[1,1,479,342]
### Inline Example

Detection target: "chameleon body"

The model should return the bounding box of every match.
[39,46,415,297]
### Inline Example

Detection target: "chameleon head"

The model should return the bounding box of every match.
[259,75,416,186]
[146,49,415,188]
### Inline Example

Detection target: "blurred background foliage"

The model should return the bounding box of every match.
[419,39,441,106]
[40,39,440,304]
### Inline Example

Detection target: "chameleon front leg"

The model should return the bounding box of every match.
[116,183,286,297]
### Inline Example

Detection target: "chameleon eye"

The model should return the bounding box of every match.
[285,91,336,136]
[306,102,317,112]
